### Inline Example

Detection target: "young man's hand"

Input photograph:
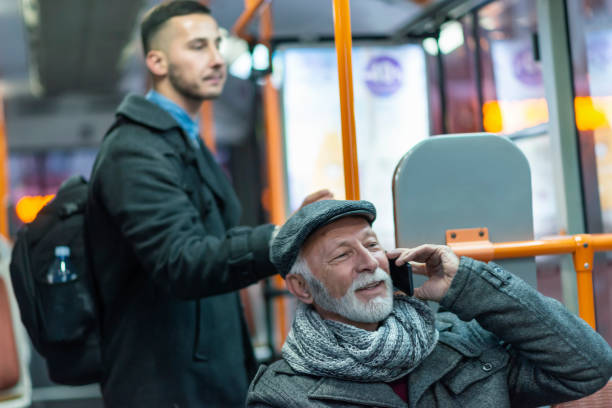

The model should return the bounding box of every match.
[387,244,459,302]
[297,189,334,210]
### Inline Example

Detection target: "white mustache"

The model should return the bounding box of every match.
[351,268,391,292]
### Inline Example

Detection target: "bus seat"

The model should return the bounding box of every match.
[552,381,612,407]
[0,240,31,407]
[0,276,19,391]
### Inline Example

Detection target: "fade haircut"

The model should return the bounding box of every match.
[140,0,211,54]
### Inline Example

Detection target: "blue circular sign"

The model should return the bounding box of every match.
[365,56,403,97]
[512,47,542,86]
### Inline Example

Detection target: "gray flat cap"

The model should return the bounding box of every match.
[270,199,376,278]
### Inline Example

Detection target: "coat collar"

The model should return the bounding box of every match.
[117,94,179,131]
[116,94,232,208]
[272,360,407,407]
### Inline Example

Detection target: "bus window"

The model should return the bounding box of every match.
[278,43,430,250]
[568,0,612,345]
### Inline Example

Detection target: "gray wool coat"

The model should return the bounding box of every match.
[247,257,612,408]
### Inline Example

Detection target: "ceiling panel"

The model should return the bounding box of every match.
[27,0,145,95]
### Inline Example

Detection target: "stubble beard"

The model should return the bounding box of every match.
[307,267,394,324]
[168,63,222,102]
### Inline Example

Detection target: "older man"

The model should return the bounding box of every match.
[247,200,612,407]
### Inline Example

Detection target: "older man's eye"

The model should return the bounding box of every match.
[334,252,349,261]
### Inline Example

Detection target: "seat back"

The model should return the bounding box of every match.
[392,133,537,291]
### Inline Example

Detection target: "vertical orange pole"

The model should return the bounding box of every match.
[260,2,288,350]
[0,91,9,238]
[199,101,216,154]
[573,236,596,329]
[199,0,216,154]
[262,83,285,224]
[261,9,285,226]
[332,0,360,200]
[576,270,596,328]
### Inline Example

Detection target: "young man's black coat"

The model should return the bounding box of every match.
[87,94,277,407]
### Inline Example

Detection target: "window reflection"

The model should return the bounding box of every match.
[478,0,546,134]
[475,0,563,303]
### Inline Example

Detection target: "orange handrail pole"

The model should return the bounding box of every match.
[492,238,577,259]
[0,89,9,238]
[332,0,360,201]
[262,82,285,224]
[199,100,216,154]
[232,0,266,40]
[448,233,612,329]
[259,2,288,351]
[570,235,597,329]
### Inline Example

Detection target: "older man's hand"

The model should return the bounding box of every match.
[387,245,459,302]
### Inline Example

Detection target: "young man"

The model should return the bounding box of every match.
[247,200,612,407]
[87,1,330,406]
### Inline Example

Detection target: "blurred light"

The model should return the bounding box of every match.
[438,21,464,54]
[483,98,548,134]
[219,27,249,65]
[20,0,39,27]
[252,44,270,71]
[229,52,252,80]
[422,37,439,56]
[0,79,32,98]
[16,194,54,223]
[575,96,610,131]
[482,101,503,133]
[482,96,612,134]
[479,16,496,31]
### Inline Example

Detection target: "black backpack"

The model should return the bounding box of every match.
[9,175,102,385]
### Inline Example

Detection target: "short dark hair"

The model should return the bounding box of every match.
[140,1,211,54]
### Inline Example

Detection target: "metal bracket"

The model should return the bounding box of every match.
[446,227,494,262]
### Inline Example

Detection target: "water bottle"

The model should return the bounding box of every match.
[46,246,78,284]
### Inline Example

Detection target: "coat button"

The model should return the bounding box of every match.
[482,362,493,372]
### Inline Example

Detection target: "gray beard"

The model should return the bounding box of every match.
[306,267,394,323]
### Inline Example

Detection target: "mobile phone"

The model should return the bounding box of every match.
[389,260,414,296]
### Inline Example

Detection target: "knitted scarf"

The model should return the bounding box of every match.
[282,295,439,382]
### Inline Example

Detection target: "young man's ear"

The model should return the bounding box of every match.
[286,274,313,304]
[145,50,168,77]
